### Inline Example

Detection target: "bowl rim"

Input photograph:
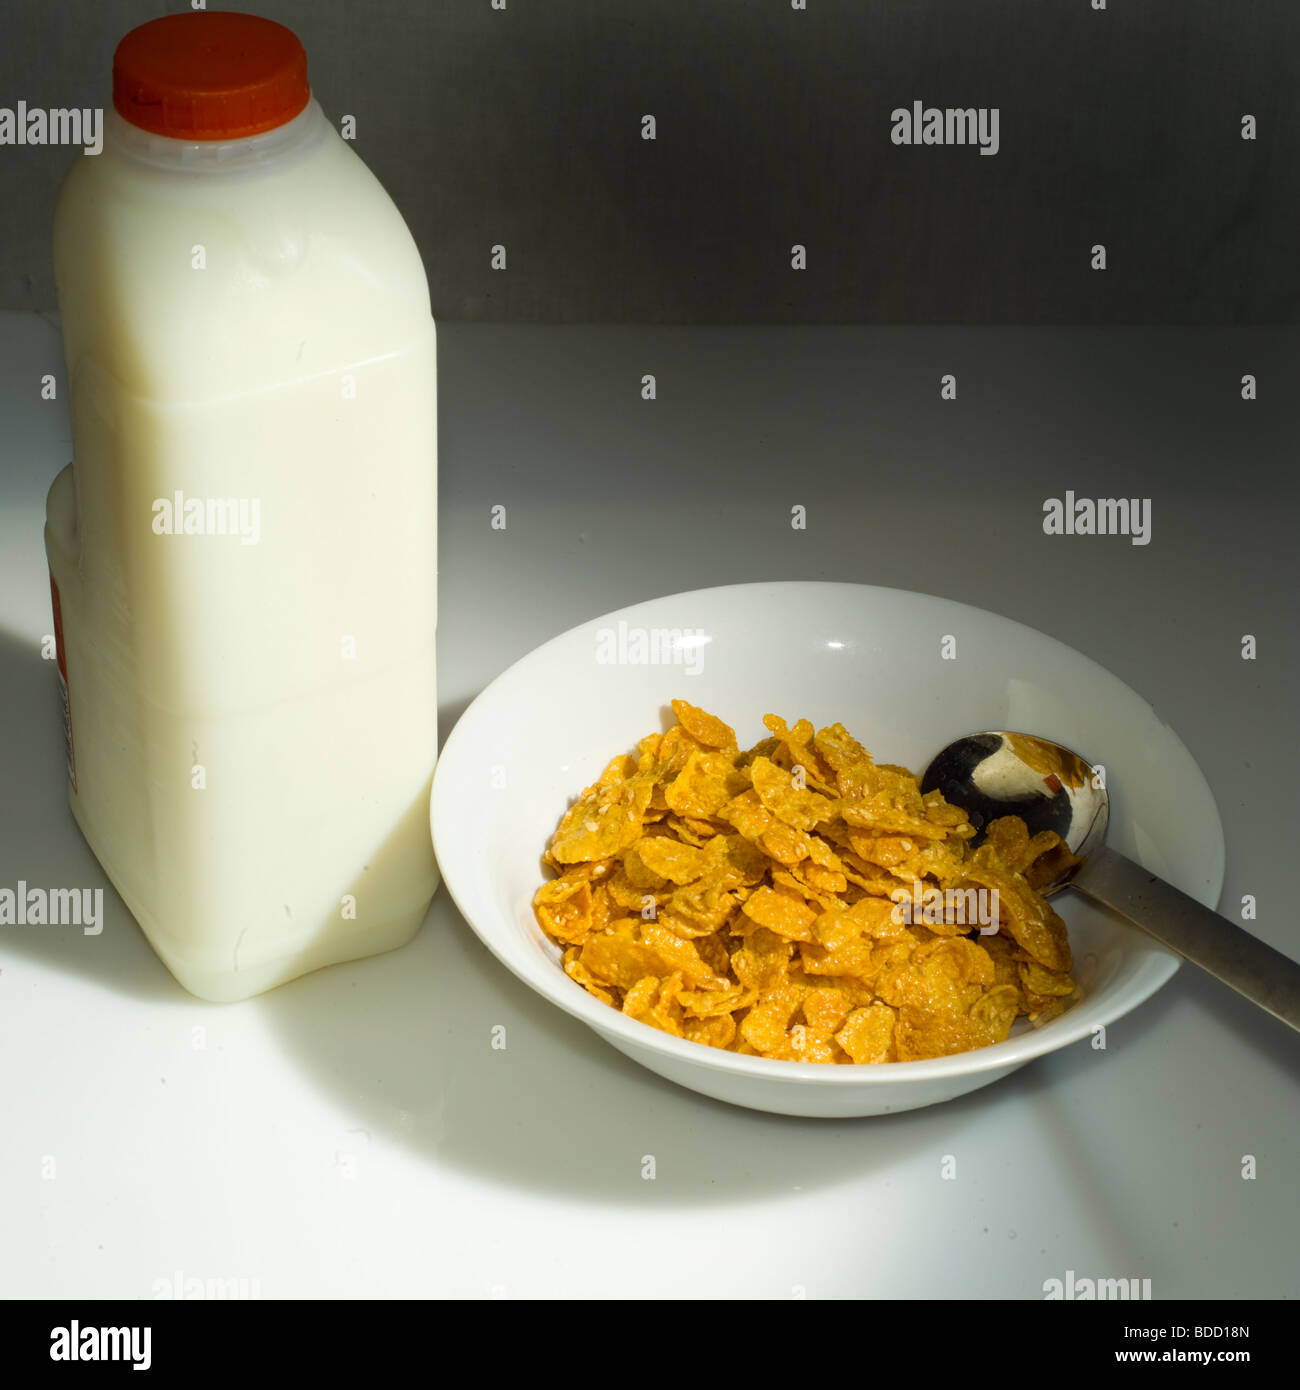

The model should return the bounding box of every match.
[432,580,1224,1088]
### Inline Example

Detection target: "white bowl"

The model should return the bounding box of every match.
[431,582,1224,1118]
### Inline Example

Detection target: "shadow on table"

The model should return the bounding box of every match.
[260,912,1194,1210]
[0,629,175,1000]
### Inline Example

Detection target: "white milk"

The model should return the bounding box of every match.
[47,81,438,1000]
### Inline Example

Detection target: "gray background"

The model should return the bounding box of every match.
[4,0,1299,321]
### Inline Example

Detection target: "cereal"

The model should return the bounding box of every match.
[739,884,819,941]
[534,705,1078,1064]
[664,751,749,819]
[671,698,738,751]
[835,1003,898,1064]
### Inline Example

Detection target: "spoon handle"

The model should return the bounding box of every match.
[1071,846,1300,1032]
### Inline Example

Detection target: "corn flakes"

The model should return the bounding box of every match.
[535,705,1078,1064]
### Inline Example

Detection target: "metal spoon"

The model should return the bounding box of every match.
[921,731,1300,1032]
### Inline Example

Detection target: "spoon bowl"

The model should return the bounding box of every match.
[921,731,1108,894]
[923,731,1300,1033]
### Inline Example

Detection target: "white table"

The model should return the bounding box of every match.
[2,312,1296,1298]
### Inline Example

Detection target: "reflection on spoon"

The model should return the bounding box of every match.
[922,732,1300,1033]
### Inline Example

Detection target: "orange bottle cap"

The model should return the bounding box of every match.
[113,11,310,141]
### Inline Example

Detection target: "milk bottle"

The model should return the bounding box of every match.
[45,11,439,1001]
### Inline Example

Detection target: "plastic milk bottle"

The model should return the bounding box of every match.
[45,11,439,1000]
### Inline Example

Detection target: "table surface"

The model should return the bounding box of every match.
[1,312,1297,1299]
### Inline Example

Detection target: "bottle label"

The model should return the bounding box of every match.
[49,572,77,792]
